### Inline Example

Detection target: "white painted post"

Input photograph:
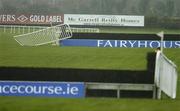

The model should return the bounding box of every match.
[18,26,21,34]
[3,25,6,33]
[160,35,164,52]
[13,25,16,33]
[33,26,35,32]
[23,26,25,34]
[117,89,120,98]
[28,26,30,33]
[10,25,13,33]
[157,88,162,99]
[156,31,164,52]
[153,86,157,99]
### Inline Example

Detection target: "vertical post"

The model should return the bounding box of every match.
[18,25,21,34]
[160,34,164,52]
[10,25,13,33]
[153,85,157,99]
[117,89,120,98]
[28,26,30,33]
[3,25,6,33]
[13,25,16,33]
[84,83,87,98]
[22,26,25,34]
[157,88,161,99]
[156,31,164,53]
[33,26,35,32]
[50,22,52,27]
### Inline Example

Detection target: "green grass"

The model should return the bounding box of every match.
[0,30,152,70]
[0,97,180,111]
[0,28,180,111]
[0,46,151,70]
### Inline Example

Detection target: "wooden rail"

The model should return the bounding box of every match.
[85,82,156,98]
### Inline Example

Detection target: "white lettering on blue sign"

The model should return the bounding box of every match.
[61,39,180,48]
[97,40,103,47]
[175,41,180,47]
[0,81,85,98]
[104,40,112,47]
[96,40,180,48]
[129,41,136,47]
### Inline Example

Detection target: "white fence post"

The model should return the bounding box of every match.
[3,25,6,33]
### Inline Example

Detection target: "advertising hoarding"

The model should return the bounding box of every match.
[0,81,85,98]
[64,14,144,26]
[0,14,63,25]
[60,39,180,48]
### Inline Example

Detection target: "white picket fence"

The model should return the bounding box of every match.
[0,25,100,34]
[0,25,47,34]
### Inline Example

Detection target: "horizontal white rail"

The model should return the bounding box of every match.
[85,82,155,98]
[0,25,100,33]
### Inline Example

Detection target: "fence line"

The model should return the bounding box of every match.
[0,25,100,34]
[86,82,156,98]
[0,25,47,34]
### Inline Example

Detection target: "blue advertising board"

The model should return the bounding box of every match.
[60,39,180,48]
[0,81,85,98]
